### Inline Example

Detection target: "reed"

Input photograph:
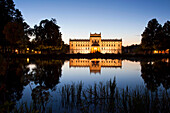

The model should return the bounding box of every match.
[9,79,170,113]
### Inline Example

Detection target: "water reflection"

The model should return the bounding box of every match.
[0,57,29,111]
[69,59,122,74]
[0,56,64,112]
[0,55,170,112]
[141,58,170,91]
[25,59,64,111]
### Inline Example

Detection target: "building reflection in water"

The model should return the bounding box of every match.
[69,59,122,74]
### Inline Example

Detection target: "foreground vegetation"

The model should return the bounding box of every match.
[1,78,169,113]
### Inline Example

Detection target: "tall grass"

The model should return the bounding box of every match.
[5,78,170,113]
[59,78,169,113]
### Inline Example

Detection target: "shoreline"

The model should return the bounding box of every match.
[1,53,170,60]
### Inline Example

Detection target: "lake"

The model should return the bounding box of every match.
[0,57,169,112]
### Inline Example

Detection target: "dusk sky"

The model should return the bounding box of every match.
[14,0,170,46]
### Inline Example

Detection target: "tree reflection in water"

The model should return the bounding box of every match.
[141,59,170,91]
[28,59,64,111]
[0,55,64,112]
[0,55,29,112]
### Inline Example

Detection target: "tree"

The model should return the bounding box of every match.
[0,0,16,47]
[3,22,24,48]
[33,18,62,47]
[153,25,164,50]
[163,21,170,50]
[141,19,161,54]
[0,0,30,52]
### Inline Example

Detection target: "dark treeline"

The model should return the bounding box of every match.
[0,0,68,54]
[141,18,170,54]
[0,0,30,52]
[123,19,170,55]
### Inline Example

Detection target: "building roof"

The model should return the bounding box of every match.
[70,39,90,41]
[102,39,122,41]
[70,39,122,42]
[90,33,101,37]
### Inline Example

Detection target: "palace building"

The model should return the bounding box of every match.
[70,59,122,74]
[69,33,122,54]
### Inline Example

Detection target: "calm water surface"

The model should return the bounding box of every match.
[0,57,169,112]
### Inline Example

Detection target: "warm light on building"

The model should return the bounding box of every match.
[153,49,169,54]
[69,59,122,74]
[69,33,122,54]
[27,58,29,63]
[154,50,158,54]
[35,51,37,54]
[27,48,29,51]
[15,49,18,54]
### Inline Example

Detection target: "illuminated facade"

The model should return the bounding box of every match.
[70,59,122,74]
[69,33,122,54]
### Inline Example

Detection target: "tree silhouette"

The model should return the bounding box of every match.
[0,0,30,52]
[162,21,170,52]
[33,18,62,47]
[3,22,24,47]
[141,19,162,54]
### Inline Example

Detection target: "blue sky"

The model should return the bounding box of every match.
[14,0,170,46]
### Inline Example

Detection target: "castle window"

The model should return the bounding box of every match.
[76,44,77,46]
[72,44,73,46]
